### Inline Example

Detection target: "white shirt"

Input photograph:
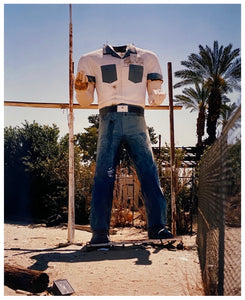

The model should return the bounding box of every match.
[77,44,163,109]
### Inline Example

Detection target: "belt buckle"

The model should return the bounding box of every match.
[117,105,128,112]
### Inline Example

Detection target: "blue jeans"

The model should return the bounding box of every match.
[90,109,167,231]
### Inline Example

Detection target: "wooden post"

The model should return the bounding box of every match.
[67,4,75,243]
[168,62,177,235]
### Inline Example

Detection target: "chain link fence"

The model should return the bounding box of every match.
[197,105,241,295]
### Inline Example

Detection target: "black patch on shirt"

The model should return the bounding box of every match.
[101,64,117,83]
[128,64,143,83]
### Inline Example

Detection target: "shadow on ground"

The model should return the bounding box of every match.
[10,245,153,271]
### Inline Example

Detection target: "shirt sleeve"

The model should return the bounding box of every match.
[146,52,163,81]
[77,55,96,84]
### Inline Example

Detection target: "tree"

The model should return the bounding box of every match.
[174,41,241,145]
[59,133,92,224]
[175,82,209,146]
[4,121,91,223]
[4,126,31,218]
[4,121,64,219]
[218,102,238,130]
[76,115,99,162]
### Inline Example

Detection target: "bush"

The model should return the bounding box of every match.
[4,121,91,224]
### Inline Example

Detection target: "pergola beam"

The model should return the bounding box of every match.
[4,101,182,110]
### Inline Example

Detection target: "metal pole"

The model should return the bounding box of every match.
[168,62,177,235]
[68,4,75,243]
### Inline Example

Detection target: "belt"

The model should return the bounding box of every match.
[99,104,144,117]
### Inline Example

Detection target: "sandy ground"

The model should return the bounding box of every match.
[4,223,204,296]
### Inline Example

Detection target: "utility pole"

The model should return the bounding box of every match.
[168,62,177,236]
[68,4,75,243]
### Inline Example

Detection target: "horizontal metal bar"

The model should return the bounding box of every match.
[4,101,182,110]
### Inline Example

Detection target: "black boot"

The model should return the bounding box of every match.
[148,225,173,239]
[90,229,110,244]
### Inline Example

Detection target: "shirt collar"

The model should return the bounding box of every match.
[103,44,137,59]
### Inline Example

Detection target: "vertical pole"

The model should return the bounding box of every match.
[168,62,177,236]
[158,134,161,152]
[68,4,75,243]
[158,134,162,176]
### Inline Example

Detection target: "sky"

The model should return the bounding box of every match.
[3,1,242,147]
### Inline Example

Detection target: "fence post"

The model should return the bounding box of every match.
[67,4,75,243]
[168,62,177,235]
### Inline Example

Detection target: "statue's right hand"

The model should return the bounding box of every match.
[75,71,88,90]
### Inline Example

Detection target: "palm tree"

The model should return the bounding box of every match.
[174,41,241,145]
[218,101,238,130]
[175,83,209,146]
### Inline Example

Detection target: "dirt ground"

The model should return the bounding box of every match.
[4,223,205,296]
